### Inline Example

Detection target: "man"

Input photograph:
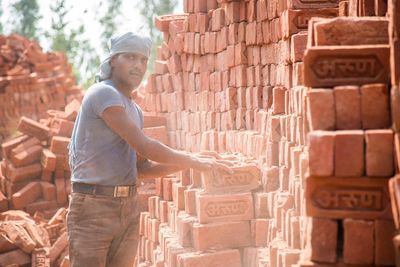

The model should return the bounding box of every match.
[67,32,231,267]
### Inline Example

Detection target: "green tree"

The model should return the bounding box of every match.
[0,0,3,33]
[99,0,122,53]
[139,0,177,73]
[9,0,41,39]
[47,0,99,87]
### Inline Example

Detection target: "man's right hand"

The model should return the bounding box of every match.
[189,155,234,174]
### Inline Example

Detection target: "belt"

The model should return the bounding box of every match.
[72,182,137,198]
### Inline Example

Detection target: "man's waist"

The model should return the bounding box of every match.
[72,182,137,198]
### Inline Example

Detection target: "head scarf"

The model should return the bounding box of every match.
[95,32,152,82]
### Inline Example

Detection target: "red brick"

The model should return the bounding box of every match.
[365,129,394,177]
[303,45,390,88]
[333,85,361,129]
[251,219,269,247]
[184,189,197,215]
[12,182,42,209]
[308,131,334,176]
[0,249,30,266]
[375,220,396,265]
[196,192,254,224]
[192,220,251,251]
[11,137,40,157]
[307,89,335,131]
[291,32,308,63]
[17,116,50,141]
[50,136,70,155]
[49,232,68,264]
[32,248,50,267]
[199,14,210,35]
[0,191,8,212]
[314,17,389,46]
[11,145,42,168]
[360,83,390,129]
[162,177,175,201]
[335,130,364,177]
[41,181,56,201]
[235,65,247,87]
[305,217,337,263]
[343,219,374,265]
[41,149,56,172]
[282,8,338,39]
[245,21,257,45]
[155,15,187,33]
[272,86,286,115]
[392,86,400,131]
[193,0,207,13]
[55,178,67,205]
[0,233,17,253]
[306,176,392,220]
[6,163,42,183]
[211,8,225,32]
[201,164,260,193]
[50,118,74,137]
[64,99,80,121]
[226,1,242,24]
[1,135,29,160]
[177,249,241,267]
[285,0,341,9]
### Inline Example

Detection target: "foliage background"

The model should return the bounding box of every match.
[0,0,180,88]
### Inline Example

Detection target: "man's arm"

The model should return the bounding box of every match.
[137,159,186,179]
[101,106,231,173]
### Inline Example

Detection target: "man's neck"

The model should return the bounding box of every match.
[110,77,134,99]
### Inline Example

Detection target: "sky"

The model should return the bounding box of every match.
[1,0,183,59]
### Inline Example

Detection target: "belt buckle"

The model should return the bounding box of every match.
[114,186,130,197]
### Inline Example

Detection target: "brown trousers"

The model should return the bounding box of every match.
[67,192,140,267]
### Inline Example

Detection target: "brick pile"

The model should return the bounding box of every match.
[388,0,400,264]
[0,99,81,216]
[0,34,78,144]
[0,208,70,267]
[0,96,171,213]
[302,16,395,267]
[0,96,172,266]
[138,0,340,265]
[136,0,400,266]
[137,156,264,267]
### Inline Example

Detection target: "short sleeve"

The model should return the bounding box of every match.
[136,105,144,129]
[90,85,124,116]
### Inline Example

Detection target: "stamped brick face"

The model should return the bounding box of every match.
[201,165,260,193]
[305,176,392,220]
[303,45,390,87]
[196,192,254,224]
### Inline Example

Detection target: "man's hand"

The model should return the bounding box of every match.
[189,155,233,174]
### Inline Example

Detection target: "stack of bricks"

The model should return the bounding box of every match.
[136,155,267,266]
[137,0,400,266]
[0,208,70,267]
[140,0,341,266]
[388,0,400,264]
[0,99,81,217]
[300,1,398,266]
[0,34,78,143]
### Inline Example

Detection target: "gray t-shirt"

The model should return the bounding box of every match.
[68,79,144,186]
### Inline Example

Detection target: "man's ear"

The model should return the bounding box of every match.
[109,54,118,68]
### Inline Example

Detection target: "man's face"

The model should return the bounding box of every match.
[110,52,148,88]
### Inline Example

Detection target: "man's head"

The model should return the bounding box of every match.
[110,52,148,88]
[96,32,152,88]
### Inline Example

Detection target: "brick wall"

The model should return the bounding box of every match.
[136,0,399,266]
